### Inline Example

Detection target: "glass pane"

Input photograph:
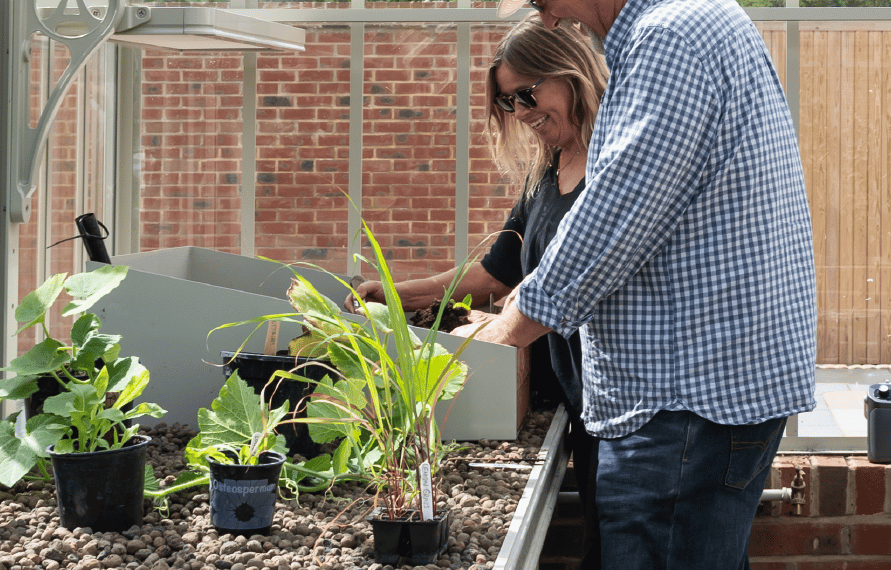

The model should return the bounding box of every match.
[359,23,462,282]
[139,50,244,253]
[253,25,350,274]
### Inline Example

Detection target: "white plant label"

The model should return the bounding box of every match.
[420,460,433,521]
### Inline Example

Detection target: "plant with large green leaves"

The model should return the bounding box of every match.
[196,221,475,520]
[0,265,166,488]
[144,369,366,509]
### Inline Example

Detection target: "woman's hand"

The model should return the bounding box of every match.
[344,280,386,313]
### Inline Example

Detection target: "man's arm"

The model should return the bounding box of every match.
[450,299,551,348]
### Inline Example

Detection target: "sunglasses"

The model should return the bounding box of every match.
[527,0,544,11]
[494,77,546,113]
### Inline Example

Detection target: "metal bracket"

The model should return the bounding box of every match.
[9,0,150,223]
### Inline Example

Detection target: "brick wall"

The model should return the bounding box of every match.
[540,456,891,569]
[138,8,518,281]
[15,7,891,365]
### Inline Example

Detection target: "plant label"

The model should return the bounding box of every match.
[420,460,433,521]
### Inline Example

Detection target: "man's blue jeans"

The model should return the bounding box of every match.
[586,410,786,570]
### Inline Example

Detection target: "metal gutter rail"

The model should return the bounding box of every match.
[493,404,571,570]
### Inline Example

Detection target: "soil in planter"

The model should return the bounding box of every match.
[410,299,471,332]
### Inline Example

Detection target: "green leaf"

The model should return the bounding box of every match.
[70,315,120,372]
[52,439,75,454]
[111,366,150,407]
[361,302,422,348]
[1,338,71,376]
[92,365,110,401]
[12,273,67,335]
[122,402,167,421]
[286,277,341,322]
[332,438,351,475]
[144,464,160,494]
[105,357,148,394]
[301,453,335,479]
[0,375,42,400]
[413,346,468,403]
[96,407,127,424]
[69,313,103,347]
[305,376,368,444]
[325,341,376,385]
[61,265,128,316]
[41,390,82,418]
[196,372,288,451]
[0,416,68,486]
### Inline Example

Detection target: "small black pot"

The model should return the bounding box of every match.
[208,450,286,536]
[47,434,151,532]
[221,351,329,458]
[367,507,452,565]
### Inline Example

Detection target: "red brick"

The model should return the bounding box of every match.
[852,457,889,515]
[748,522,844,556]
[797,562,891,570]
[748,563,789,570]
[850,523,891,555]
[815,456,850,516]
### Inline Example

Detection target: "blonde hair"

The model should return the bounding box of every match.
[486,15,609,198]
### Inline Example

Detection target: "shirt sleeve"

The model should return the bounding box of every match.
[518,27,721,336]
[480,199,526,288]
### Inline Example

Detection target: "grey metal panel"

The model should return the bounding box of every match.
[89,260,302,431]
[105,246,349,302]
[779,437,867,453]
[89,247,524,441]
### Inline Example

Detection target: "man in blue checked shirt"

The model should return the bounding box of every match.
[451,0,818,567]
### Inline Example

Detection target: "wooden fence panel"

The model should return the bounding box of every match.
[766,24,891,365]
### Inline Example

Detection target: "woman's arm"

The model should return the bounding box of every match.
[344,262,512,313]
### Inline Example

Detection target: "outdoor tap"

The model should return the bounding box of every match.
[791,465,806,516]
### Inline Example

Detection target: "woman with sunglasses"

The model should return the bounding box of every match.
[345,15,607,565]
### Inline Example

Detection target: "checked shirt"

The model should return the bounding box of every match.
[516,0,817,438]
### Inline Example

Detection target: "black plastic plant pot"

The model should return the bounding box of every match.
[221,351,328,458]
[47,434,151,532]
[24,374,67,418]
[367,507,452,565]
[26,372,132,427]
[208,450,286,536]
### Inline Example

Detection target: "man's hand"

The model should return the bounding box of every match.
[450,302,551,348]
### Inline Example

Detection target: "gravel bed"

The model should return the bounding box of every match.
[0,410,554,570]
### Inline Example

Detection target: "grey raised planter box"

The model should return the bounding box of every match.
[89,247,529,441]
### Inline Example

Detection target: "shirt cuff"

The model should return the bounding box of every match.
[516,273,581,339]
